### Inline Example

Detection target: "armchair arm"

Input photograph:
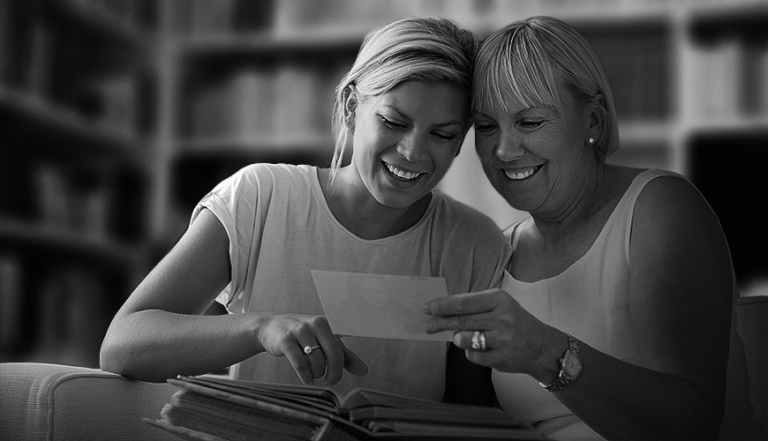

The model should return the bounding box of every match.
[0,362,178,441]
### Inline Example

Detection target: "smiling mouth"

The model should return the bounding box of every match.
[384,162,424,181]
[504,165,543,181]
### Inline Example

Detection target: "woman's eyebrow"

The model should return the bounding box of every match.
[472,110,493,120]
[473,105,553,120]
[383,105,463,128]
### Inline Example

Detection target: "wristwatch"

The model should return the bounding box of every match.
[540,334,582,392]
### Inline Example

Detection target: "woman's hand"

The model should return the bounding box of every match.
[423,289,563,382]
[258,314,368,385]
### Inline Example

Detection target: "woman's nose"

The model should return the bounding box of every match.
[496,130,524,162]
[397,132,426,162]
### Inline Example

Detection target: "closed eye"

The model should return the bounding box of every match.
[432,131,458,141]
[474,122,497,135]
[519,119,544,129]
[379,115,406,130]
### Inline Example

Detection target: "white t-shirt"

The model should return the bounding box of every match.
[192,163,510,401]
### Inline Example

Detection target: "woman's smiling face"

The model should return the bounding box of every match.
[349,80,468,208]
[473,81,594,215]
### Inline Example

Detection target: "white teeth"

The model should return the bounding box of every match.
[386,163,423,180]
[504,166,539,180]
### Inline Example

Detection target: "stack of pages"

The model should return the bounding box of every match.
[146,375,549,440]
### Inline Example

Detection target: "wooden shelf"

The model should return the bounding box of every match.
[176,31,363,57]
[618,120,675,147]
[686,114,768,136]
[0,217,143,269]
[0,86,141,156]
[46,0,153,51]
[177,134,334,155]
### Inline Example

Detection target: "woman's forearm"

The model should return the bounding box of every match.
[555,342,722,440]
[100,309,267,383]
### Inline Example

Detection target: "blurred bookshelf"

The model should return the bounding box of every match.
[2,0,767,367]
[0,0,157,366]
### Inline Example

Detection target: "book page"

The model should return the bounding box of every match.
[311,270,453,341]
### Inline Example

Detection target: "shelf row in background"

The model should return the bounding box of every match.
[0,146,149,243]
[181,58,352,146]
[165,0,739,37]
[0,253,119,368]
[173,24,672,150]
[166,3,768,153]
[0,0,156,140]
[163,0,524,36]
[687,38,768,119]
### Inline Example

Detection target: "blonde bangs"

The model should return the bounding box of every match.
[473,26,560,114]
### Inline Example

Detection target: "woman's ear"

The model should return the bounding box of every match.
[342,85,358,132]
[587,93,606,142]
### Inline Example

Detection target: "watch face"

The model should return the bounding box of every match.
[562,350,582,380]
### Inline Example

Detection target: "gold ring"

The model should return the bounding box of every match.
[303,345,320,355]
[471,331,487,351]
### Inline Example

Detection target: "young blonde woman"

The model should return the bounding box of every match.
[100,17,510,402]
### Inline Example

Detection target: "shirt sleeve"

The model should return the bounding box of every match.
[430,193,513,294]
[190,164,265,309]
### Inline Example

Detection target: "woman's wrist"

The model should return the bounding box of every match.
[532,329,570,384]
[247,313,273,354]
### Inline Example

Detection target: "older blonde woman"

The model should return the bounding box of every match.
[426,16,761,440]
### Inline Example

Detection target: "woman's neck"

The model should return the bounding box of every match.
[532,162,616,246]
[318,168,431,240]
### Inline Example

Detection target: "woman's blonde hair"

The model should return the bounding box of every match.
[473,16,619,160]
[329,17,477,184]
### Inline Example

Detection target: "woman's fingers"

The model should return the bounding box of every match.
[453,330,492,351]
[424,310,496,334]
[263,314,369,385]
[283,342,315,385]
[313,320,345,384]
[301,341,326,380]
[423,289,501,317]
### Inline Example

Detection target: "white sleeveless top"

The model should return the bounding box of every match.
[493,169,754,440]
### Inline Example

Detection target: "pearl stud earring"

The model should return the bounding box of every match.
[588,138,595,144]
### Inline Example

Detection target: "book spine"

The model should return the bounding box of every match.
[226,69,276,142]
[274,62,318,140]
[0,254,24,351]
[759,44,768,115]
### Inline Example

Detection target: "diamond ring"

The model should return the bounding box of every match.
[471,331,487,351]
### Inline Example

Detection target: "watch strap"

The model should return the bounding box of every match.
[539,333,580,392]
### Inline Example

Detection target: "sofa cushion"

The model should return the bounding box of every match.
[0,363,178,441]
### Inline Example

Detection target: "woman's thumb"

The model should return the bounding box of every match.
[339,337,368,376]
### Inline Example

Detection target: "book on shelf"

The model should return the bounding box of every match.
[75,75,139,134]
[689,39,742,119]
[166,0,273,35]
[742,42,764,115]
[0,254,24,351]
[757,43,768,115]
[191,0,236,35]
[0,0,36,89]
[30,267,110,368]
[274,62,319,139]
[226,69,276,142]
[34,162,114,237]
[191,79,230,139]
[27,18,55,99]
[146,375,549,440]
